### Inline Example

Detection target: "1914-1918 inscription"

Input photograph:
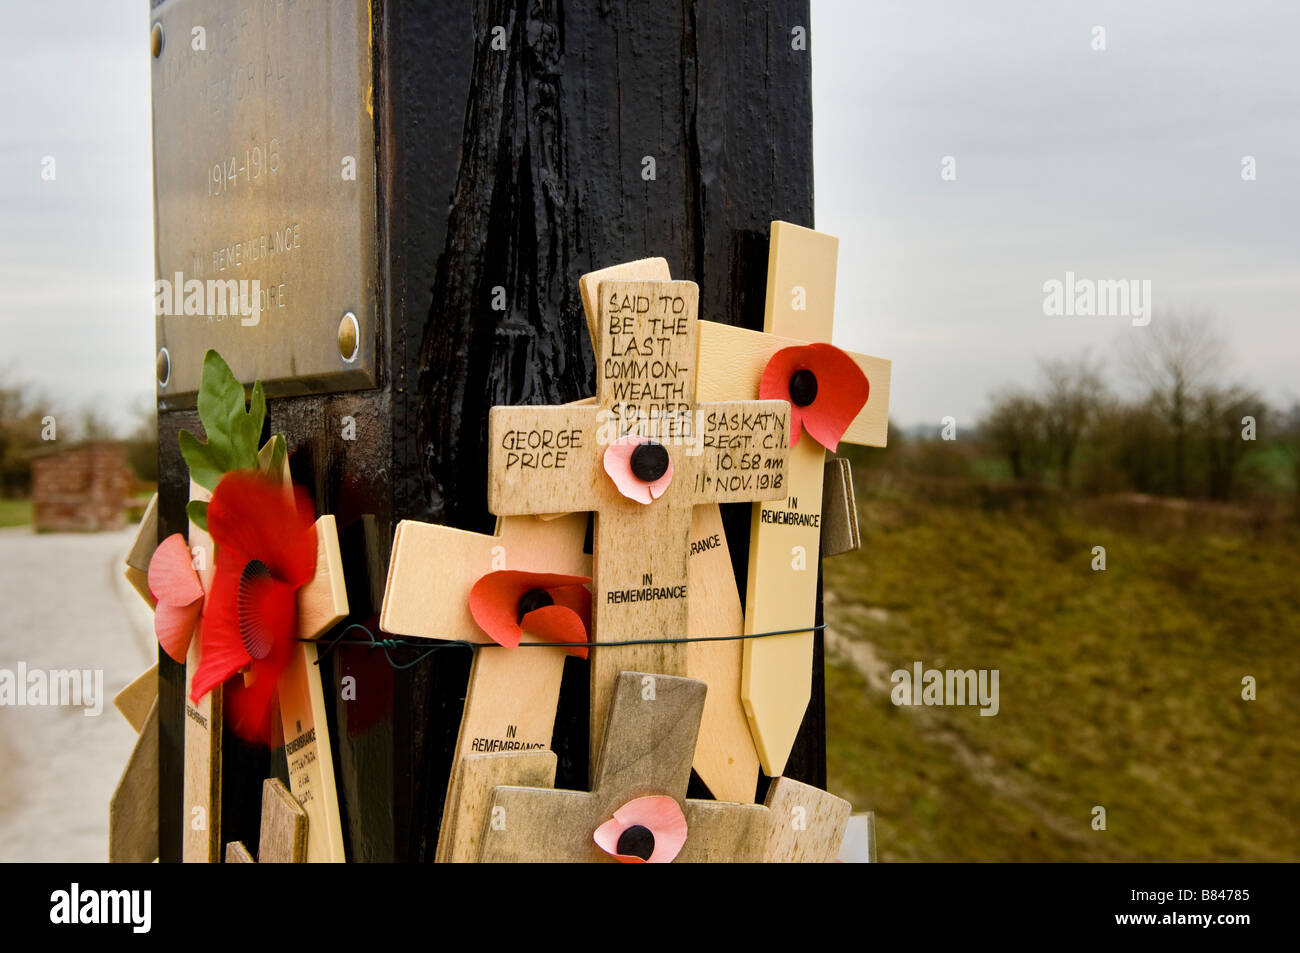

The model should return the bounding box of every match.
[151,0,376,403]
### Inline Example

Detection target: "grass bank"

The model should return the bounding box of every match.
[823,479,1300,861]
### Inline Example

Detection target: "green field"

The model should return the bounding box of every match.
[0,499,32,527]
[823,479,1300,861]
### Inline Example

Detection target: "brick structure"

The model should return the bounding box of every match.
[30,442,134,532]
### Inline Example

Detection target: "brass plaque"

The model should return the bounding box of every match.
[151,0,376,404]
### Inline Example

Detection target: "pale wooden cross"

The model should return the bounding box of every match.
[486,279,791,773]
[696,221,892,777]
[475,671,851,862]
[114,666,158,733]
[223,778,309,863]
[576,258,759,803]
[123,492,158,608]
[169,448,348,863]
[379,512,592,862]
[109,696,159,863]
[183,479,221,862]
[121,493,211,861]
[263,444,351,863]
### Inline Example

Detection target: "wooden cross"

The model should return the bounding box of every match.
[123,492,158,608]
[696,221,892,777]
[113,664,158,734]
[263,444,350,863]
[476,671,850,862]
[223,778,309,863]
[577,258,759,803]
[183,479,221,862]
[486,279,791,772]
[110,697,159,863]
[379,511,592,861]
[122,490,211,861]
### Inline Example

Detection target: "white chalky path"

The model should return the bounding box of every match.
[0,526,155,861]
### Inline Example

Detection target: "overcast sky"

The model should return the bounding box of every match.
[813,0,1299,428]
[0,1,1295,434]
[0,1,153,434]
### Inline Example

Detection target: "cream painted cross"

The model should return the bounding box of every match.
[379,512,591,862]
[476,671,850,862]
[696,221,892,777]
[262,445,350,863]
[486,279,791,773]
[577,258,760,803]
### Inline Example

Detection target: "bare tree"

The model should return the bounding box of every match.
[1122,312,1225,496]
[0,374,54,497]
[982,389,1046,481]
[1040,354,1108,489]
[124,397,159,483]
[1198,386,1260,500]
[76,406,119,442]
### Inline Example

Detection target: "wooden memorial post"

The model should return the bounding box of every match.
[487,279,791,771]
[379,513,591,861]
[152,1,818,859]
[697,222,892,777]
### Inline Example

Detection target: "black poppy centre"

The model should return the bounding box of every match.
[516,587,554,622]
[788,368,818,407]
[616,824,655,860]
[629,441,670,482]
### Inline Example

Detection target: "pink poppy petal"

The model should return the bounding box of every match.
[593,795,688,863]
[603,435,673,503]
[148,533,204,608]
[154,600,202,663]
[593,816,647,863]
[602,438,650,503]
[645,455,674,500]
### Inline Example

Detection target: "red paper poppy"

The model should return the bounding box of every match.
[603,435,673,503]
[593,795,688,863]
[759,342,869,451]
[468,570,592,659]
[148,532,205,663]
[190,470,317,744]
